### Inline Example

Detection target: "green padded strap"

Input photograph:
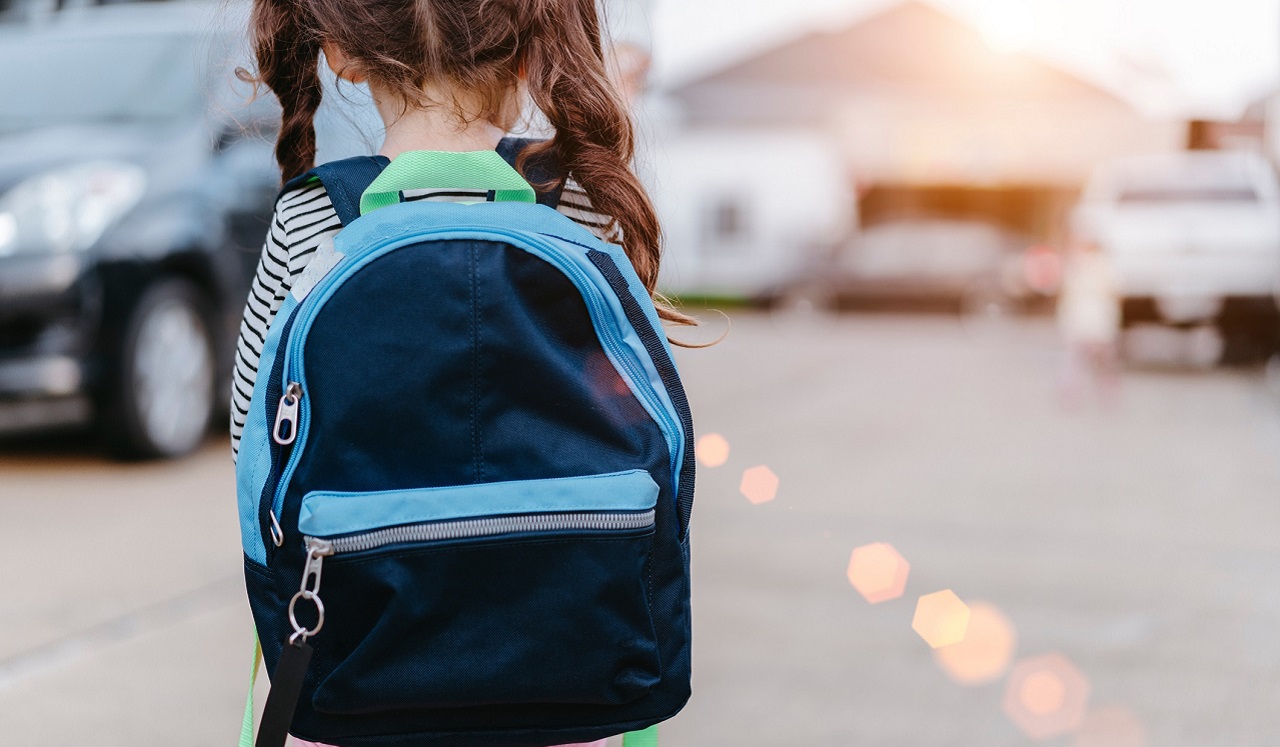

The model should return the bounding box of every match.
[622,725,659,746]
[360,150,536,215]
[240,636,263,747]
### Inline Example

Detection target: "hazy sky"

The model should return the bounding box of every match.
[651,0,1280,119]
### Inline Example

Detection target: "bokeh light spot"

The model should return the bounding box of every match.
[1022,671,1067,715]
[1003,653,1090,741]
[912,590,970,649]
[846,542,910,604]
[739,465,778,505]
[934,601,1016,685]
[584,351,642,402]
[696,433,730,467]
[1073,705,1147,747]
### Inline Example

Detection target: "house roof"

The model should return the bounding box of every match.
[671,1,1128,106]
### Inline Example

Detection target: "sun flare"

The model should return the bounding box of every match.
[974,1,1039,53]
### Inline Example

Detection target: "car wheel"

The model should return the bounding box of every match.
[102,279,215,459]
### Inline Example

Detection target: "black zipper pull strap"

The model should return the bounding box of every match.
[255,637,313,747]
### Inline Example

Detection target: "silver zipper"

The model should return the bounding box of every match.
[306,510,656,555]
[272,382,303,446]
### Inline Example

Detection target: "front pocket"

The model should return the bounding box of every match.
[295,470,662,714]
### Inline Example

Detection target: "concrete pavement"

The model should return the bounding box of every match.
[2,313,1278,745]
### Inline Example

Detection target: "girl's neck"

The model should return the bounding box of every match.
[374,89,506,159]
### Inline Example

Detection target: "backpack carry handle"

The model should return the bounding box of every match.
[360,150,537,215]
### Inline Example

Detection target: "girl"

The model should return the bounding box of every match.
[231,2,689,745]
[230,0,691,461]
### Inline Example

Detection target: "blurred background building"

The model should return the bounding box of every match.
[650,0,1188,304]
[670,1,1181,233]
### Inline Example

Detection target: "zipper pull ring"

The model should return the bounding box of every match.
[272,382,303,446]
[268,510,285,547]
[288,538,334,644]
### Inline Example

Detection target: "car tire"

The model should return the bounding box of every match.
[101,279,216,459]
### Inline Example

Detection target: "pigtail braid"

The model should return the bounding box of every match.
[245,0,324,182]
[522,0,695,329]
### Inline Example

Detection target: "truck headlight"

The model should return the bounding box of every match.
[0,162,146,257]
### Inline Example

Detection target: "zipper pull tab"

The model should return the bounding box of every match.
[272,382,303,446]
[300,537,334,597]
[288,537,334,645]
[306,537,334,562]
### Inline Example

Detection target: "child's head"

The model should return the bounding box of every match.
[245,0,684,323]
[250,0,607,176]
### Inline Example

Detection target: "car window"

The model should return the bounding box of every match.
[0,32,204,132]
[848,222,1008,276]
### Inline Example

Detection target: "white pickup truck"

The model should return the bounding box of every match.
[1073,151,1280,339]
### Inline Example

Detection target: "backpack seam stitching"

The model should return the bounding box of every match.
[469,243,484,482]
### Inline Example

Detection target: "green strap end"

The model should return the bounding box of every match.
[240,636,263,747]
[359,150,536,215]
[622,724,659,747]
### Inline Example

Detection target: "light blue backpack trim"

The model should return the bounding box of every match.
[548,232,681,367]
[236,293,299,564]
[298,470,658,538]
[262,203,685,536]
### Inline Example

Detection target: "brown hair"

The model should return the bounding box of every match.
[242,0,693,328]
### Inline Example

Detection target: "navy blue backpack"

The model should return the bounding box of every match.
[235,140,694,747]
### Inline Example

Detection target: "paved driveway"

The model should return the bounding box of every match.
[2,313,1277,745]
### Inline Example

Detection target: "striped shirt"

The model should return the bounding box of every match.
[229,176,614,461]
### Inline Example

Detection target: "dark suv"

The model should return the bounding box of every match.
[0,3,279,457]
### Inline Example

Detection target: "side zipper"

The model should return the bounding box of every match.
[257,306,301,557]
[587,249,698,537]
[264,382,303,549]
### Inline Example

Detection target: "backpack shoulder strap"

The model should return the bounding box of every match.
[496,137,566,209]
[279,155,391,227]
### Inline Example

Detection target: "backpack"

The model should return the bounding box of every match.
[235,139,694,747]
